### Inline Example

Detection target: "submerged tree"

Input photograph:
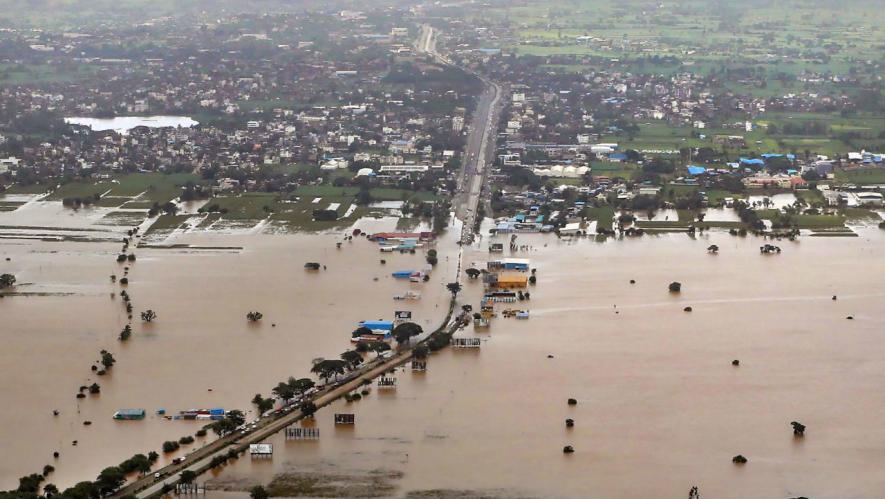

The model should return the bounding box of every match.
[140,310,157,322]
[0,273,16,289]
[250,486,269,499]
[246,311,263,322]
[100,350,115,369]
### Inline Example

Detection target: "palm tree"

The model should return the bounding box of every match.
[446,282,462,297]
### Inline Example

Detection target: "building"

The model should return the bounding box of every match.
[487,258,530,271]
[379,165,429,174]
[358,320,394,332]
[113,408,146,420]
[487,272,528,289]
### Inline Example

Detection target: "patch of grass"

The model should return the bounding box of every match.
[840,208,880,221]
[203,193,278,220]
[2,184,52,195]
[105,173,202,203]
[145,214,193,234]
[46,181,114,201]
[836,168,885,185]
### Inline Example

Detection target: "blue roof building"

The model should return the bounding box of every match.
[359,320,394,332]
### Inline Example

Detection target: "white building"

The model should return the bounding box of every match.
[379,165,429,174]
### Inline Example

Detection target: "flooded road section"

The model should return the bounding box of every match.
[206,227,885,499]
[0,216,460,490]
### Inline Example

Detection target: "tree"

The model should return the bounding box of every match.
[340,350,364,370]
[100,350,115,369]
[95,466,125,496]
[209,410,245,436]
[60,481,99,499]
[17,473,44,494]
[250,486,269,499]
[310,359,347,383]
[118,324,132,341]
[272,382,296,403]
[668,282,682,293]
[300,401,317,416]
[351,326,372,339]
[446,282,462,297]
[288,377,315,396]
[0,273,15,289]
[370,342,392,356]
[465,268,481,279]
[42,483,59,497]
[252,393,274,413]
[246,311,263,322]
[140,310,156,322]
[179,471,196,484]
[392,322,423,345]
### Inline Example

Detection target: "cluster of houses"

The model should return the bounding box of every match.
[0,10,471,199]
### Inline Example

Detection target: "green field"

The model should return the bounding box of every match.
[47,173,201,205]
[0,63,100,85]
[835,168,885,185]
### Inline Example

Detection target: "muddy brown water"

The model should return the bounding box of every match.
[0,213,459,491]
[2,210,885,498]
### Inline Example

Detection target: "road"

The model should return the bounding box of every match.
[118,25,498,499]
[417,25,504,244]
[117,304,461,499]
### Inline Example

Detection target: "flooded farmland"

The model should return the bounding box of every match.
[0,207,460,491]
[200,226,885,499]
[2,204,885,498]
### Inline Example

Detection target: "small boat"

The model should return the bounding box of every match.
[392,270,413,279]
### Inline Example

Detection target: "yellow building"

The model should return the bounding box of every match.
[496,272,528,289]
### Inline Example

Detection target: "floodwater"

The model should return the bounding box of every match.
[203,225,885,499]
[0,213,459,490]
[3,208,885,498]
[63,116,198,134]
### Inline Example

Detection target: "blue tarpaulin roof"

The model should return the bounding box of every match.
[687,166,706,176]
[740,158,765,166]
[359,320,394,331]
